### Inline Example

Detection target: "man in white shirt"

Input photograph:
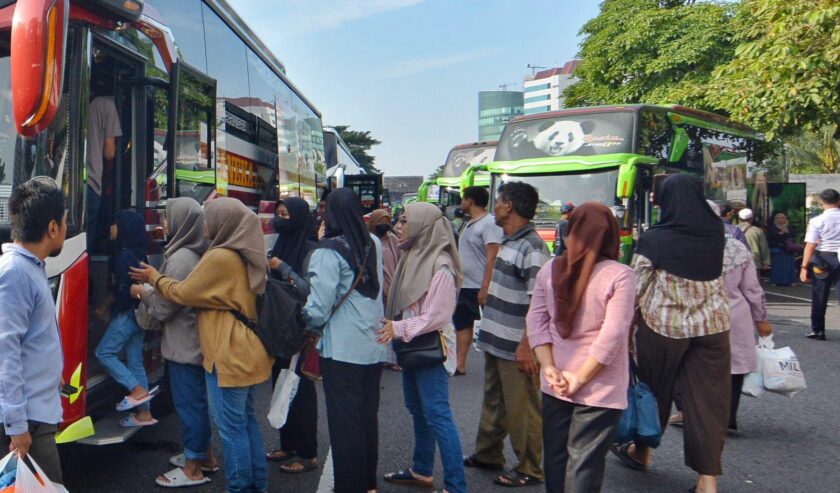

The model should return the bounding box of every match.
[801,189,840,340]
[85,90,122,252]
[453,186,502,375]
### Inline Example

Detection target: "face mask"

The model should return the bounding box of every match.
[273,217,291,234]
[374,223,391,238]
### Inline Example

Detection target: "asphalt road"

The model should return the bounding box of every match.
[59,281,840,492]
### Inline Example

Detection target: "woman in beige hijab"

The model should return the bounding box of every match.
[131,197,272,493]
[378,202,467,493]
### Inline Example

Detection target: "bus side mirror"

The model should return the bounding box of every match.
[668,127,689,164]
[11,0,69,136]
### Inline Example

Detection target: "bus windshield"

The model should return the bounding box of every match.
[494,169,619,226]
[441,144,495,178]
[495,111,635,161]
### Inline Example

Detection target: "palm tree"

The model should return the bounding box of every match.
[785,124,840,174]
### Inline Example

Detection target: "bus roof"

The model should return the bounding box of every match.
[507,104,758,139]
[449,140,498,151]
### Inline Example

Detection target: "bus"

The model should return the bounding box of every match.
[0,0,325,444]
[322,127,384,214]
[418,141,496,212]
[462,105,783,258]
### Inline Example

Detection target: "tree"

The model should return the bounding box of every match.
[331,125,382,174]
[708,0,840,140]
[427,163,445,181]
[563,0,736,110]
[785,125,840,174]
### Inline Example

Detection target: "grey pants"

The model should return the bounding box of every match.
[542,393,621,493]
[0,421,63,484]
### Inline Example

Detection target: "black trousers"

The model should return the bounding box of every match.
[0,421,63,484]
[636,323,731,476]
[542,394,621,493]
[321,358,382,493]
[810,251,840,334]
[272,359,318,460]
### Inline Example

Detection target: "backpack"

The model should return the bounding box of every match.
[233,277,308,360]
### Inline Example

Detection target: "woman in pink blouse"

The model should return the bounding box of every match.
[377,202,466,493]
[526,203,636,493]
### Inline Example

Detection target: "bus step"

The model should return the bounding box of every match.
[76,414,141,446]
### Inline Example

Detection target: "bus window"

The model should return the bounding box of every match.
[638,110,672,159]
[174,64,216,204]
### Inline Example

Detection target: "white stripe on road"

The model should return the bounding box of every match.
[764,289,836,307]
[317,448,334,493]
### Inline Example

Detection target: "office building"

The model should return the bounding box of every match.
[523,60,580,115]
[478,90,524,141]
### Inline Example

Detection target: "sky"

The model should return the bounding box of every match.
[227,0,601,177]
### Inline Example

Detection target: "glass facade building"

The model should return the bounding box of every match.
[478,91,524,141]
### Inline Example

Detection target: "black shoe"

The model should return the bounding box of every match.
[806,331,826,340]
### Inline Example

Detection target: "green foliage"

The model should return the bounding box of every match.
[709,0,840,140]
[785,125,840,174]
[330,125,382,174]
[428,163,445,181]
[564,0,736,110]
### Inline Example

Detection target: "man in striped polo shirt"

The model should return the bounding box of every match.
[465,181,550,487]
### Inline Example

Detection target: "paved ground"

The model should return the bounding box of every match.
[59,282,840,492]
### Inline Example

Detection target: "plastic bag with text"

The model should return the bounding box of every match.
[741,335,774,398]
[761,345,807,397]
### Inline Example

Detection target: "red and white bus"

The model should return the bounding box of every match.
[0,0,325,444]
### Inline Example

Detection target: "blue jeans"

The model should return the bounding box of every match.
[402,363,466,493]
[95,311,149,410]
[168,361,211,461]
[205,369,267,493]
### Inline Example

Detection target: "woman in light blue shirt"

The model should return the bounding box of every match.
[304,188,386,493]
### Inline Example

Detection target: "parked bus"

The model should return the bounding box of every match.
[322,127,384,214]
[418,141,496,210]
[462,105,783,258]
[0,0,325,444]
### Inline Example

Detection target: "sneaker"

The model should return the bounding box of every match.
[806,331,826,340]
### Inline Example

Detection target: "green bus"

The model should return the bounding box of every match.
[418,141,496,208]
[463,105,783,259]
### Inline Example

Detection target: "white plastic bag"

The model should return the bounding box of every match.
[267,353,300,429]
[742,335,774,398]
[0,452,68,493]
[762,345,807,397]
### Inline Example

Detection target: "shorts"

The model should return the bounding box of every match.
[453,288,481,330]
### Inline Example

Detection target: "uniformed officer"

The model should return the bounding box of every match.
[801,188,840,340]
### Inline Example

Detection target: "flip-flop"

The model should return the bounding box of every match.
[155,467,211,488]
[115,385,160,412]
[610,442,648,471]
[169,453,220,473]
[383,469,433,487]
[494,470,542,487]
[278,457,318,474]
[119,414,158,428]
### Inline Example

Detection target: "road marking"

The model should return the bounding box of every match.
[764,289,837,307]
[317,448,334,493]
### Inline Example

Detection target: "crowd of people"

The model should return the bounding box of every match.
[1,176,839,493]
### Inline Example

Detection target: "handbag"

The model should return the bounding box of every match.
[300,342,321,381]
[613,357,662,448]
[392,330,446,369]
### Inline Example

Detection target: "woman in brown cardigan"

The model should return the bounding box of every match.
[131,198,272,493]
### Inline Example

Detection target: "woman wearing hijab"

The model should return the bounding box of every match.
[768,211,798,286]
[378,202,466,493]
[95,210,157,428]
[303,188,387,493]
[526,203,635,493]
[264,198,320,474]
[613,174,730,493]
[130,198,273,493]
[132,198,218,488]
[368,208,401,307]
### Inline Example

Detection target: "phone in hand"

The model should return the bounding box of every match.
[60,384,79,398]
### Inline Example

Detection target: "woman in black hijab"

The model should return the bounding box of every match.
[614,174,731,493]
[266,197,320,474]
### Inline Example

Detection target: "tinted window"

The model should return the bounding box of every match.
[442,144,496,178]
[152,0,207,71]
[638,110,671,159]
[496,112,635,161]
[680,125,757,202]
[202,4,249,101]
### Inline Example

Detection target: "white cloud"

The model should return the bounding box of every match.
[377,50,497,79]
[228,0,427,39]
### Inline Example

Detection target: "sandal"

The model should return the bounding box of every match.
[278,457,318,474]
[155,467,211,488]
[115,385,160,412]
[494,470,542,487]
[266,449,296,462]
[169,453,220,473]
[463,454,503,471]
[383,469,434,487]
[119,414,158,428]
[611,442,648,471]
